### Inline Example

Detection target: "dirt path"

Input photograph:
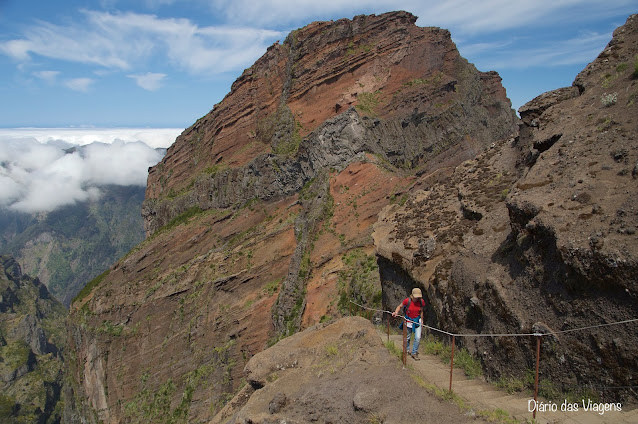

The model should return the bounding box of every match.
[381,332,638,424]
[212,317,487,424]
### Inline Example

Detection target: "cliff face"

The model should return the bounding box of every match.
[67,11,517,423]
[0,256,66,423]
[374,14,638,401]
[141,11,514,235]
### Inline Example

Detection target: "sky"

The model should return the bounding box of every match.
[1,0,636,130]
[0,1,636,213]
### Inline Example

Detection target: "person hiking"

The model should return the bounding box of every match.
[392,288,425,360]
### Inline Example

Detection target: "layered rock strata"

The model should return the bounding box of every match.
[67,11,517,423]
[142,11,515,235]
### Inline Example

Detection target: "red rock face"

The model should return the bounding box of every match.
[68,11,519,423]
[145,11,514,213]
[145,44,287,199]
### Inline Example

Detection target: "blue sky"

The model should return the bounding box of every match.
[0,0,636,130]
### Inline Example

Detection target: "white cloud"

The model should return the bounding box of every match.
[64,77,95,92]
[0,135,165,213]
[83,140,164,186]
[0,9,284,76]
[128,72,167,91]
[455,40,516,57]
[166,25,283,73]
[209,0,636,35]
[2,138,64,171]
[412,0,550,34]
[143,0,179,7]
[0,39,32,60]
[33,70,60,82]
[0,175,23,205]
[0,17,134,69]
[468,31,613,70]
[209,0,392,27]
[0,128,183,148]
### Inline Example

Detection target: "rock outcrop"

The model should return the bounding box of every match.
[0,255,66,423]
[67,11,518,423]
[374,14,638,402]
[212,316,478,424]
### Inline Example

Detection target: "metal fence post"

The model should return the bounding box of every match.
[533,335,541,419]
[449,335,456,392]
[402,318,407,365]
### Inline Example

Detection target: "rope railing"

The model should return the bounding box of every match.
[349,300,638,338]
[349,300,638,419]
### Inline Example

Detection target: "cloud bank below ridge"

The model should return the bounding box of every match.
[0,135,166,213]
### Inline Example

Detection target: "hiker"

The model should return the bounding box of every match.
[392,288,426,360]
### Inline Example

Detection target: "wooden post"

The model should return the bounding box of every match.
[387,316,390,343]
[449,335,456,392]
[402,318,407,365]
[533,336,541,419]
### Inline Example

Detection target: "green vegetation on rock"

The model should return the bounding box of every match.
[158,206,204,234]
[123,343,234,423]
[73,268,111,304]
[422,334,483,379]
[0,256,66,424]
[337,249,382,318]
[0,185,147,306]
[355,91,382,116]
[257,104,303,157]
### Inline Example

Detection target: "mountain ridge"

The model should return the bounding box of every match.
[141,10,516,235]
[374,12,638,401]
[62,11,638,424]
[67,11,518,423]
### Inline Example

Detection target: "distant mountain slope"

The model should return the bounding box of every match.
[0,185,146,306]
[0,255,67,423]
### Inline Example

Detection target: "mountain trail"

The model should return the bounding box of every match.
[380,331,638,424]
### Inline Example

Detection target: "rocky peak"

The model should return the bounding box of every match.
[1,255,22,282]
[68,12,518,423]
[511,13,638,288]
[142,11,515,235]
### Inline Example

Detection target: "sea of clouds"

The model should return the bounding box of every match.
[0,128,182,213]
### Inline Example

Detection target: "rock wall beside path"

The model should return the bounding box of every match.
[373,14,638,403]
